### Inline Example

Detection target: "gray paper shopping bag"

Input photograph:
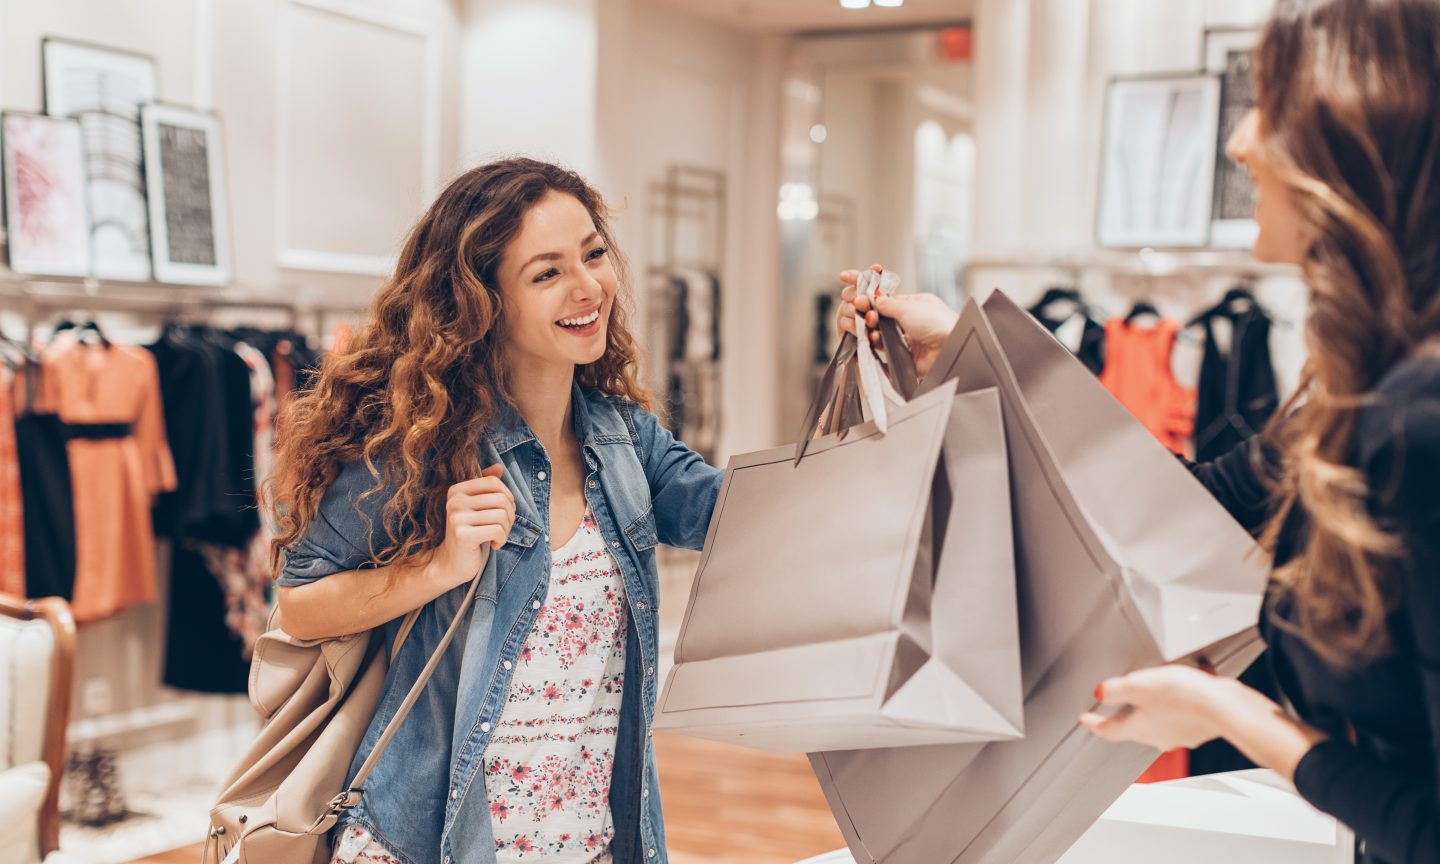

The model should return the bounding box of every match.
[653,309,1023,754]
[810,291,1268,864]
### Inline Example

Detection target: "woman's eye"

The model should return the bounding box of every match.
[587,246,608,261]
[533,268,559,283]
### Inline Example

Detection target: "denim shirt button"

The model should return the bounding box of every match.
[588,479,598,489]
[481,722,492,733]
[532,600,541,610]
[636,601,646,611]
[649,849,657,858]
[537,471,547,481]
[611,540,621,549]
[646,666,655,677]
[503,660,513,670]
[450,788,458,800]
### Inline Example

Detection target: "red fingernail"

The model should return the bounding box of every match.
[1094,683,1104,701]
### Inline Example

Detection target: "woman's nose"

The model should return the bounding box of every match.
[1225,108,1259,166]
[574,271,604,301]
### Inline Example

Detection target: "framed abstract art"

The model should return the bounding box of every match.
[2,112,91,277]
[1096,73,1222,248]
[140,103,233,286]
[43,37,158,281]
[1205,28,1261,248]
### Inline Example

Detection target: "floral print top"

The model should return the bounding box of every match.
[484,507,628,862]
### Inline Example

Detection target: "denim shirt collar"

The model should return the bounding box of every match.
[484,380,634,455]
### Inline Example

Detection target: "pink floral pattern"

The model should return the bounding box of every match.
[485,508,627,862]
[330,825,403,864]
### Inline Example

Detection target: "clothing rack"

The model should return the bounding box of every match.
[644,165,727,463]
[645,164,727,281]
[0,275,368,342]
[964,250,1299,292]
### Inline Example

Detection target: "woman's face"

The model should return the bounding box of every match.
[497,190,618,374]
[1226,108,1309,265]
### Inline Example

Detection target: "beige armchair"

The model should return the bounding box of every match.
[0,594,76,864]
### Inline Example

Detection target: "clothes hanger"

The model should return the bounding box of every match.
[1187,285,1259,328]
[1029,286,1085,321]
[51,317,111,347]
[1124,300,1162,324]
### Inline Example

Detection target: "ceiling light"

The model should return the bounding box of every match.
[874,0,905,6]
[840,0,871,9]
[809,124,828,144]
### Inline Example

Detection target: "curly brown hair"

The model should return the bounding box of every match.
[1254,0,1440,665]
[268,158,652,580]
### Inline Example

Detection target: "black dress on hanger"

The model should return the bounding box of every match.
[1191,288,1280,461]
[1028,287,1107,376]
[147,322,258,694]
[12,359,77,600]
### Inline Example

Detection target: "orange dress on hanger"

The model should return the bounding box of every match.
[1099,317,1198,456]
[42,334,177,622]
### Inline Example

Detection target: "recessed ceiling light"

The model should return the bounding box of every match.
[840,0,871,9]
[874,0,905,6]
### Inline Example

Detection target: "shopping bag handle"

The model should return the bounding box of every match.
[793,272,919,464]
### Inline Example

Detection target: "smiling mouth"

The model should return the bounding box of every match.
[557,308,601,329]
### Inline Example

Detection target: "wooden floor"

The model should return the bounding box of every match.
[126,733,845,864]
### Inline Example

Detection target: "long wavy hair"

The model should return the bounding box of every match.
[1254,0,1440,665]
[269,158,652,579]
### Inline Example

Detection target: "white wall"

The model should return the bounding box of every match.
[462,0,599,174]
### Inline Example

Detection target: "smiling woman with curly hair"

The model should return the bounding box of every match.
[269,158,722,864]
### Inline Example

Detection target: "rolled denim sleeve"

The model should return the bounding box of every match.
[275,458,394,587]
[626,406,722,551]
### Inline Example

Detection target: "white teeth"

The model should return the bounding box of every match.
[559,310,600,327]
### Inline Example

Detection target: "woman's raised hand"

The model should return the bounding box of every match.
[434,464,516,587]
[837,265,960,379]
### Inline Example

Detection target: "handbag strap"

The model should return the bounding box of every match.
[336,548,490,807]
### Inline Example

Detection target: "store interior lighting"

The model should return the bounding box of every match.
[839,0,872,9]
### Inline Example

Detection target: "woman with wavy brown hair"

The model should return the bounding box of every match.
[271,158,721,864]
[842,0,1440,860]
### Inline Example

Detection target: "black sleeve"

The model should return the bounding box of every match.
[1290,366,1440,864]
[1180,435,1281,534]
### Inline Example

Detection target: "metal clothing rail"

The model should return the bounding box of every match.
[964,249,1300,289]
[0,274,370,341]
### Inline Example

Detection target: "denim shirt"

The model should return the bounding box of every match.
[276,384,722,864]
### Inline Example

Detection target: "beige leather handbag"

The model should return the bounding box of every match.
[203,556,486,864]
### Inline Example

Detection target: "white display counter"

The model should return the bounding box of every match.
[794,770,1353,864]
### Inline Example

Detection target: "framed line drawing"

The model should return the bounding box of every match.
[140,103,233,285]
[1,112,91,277]
[42,37,158,281]
[1206,28,1261,248]
[1097,73,1222,249]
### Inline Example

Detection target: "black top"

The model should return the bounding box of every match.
[1192,304,1280,461]
[1189,357,1440,864]
[1031,308,1106,376]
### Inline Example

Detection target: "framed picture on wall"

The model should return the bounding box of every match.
[1096,73,1222,249]
[1205,28,1261,248]
[42,37,159,281]
[140,103,233,285]
[1,112,91,277]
